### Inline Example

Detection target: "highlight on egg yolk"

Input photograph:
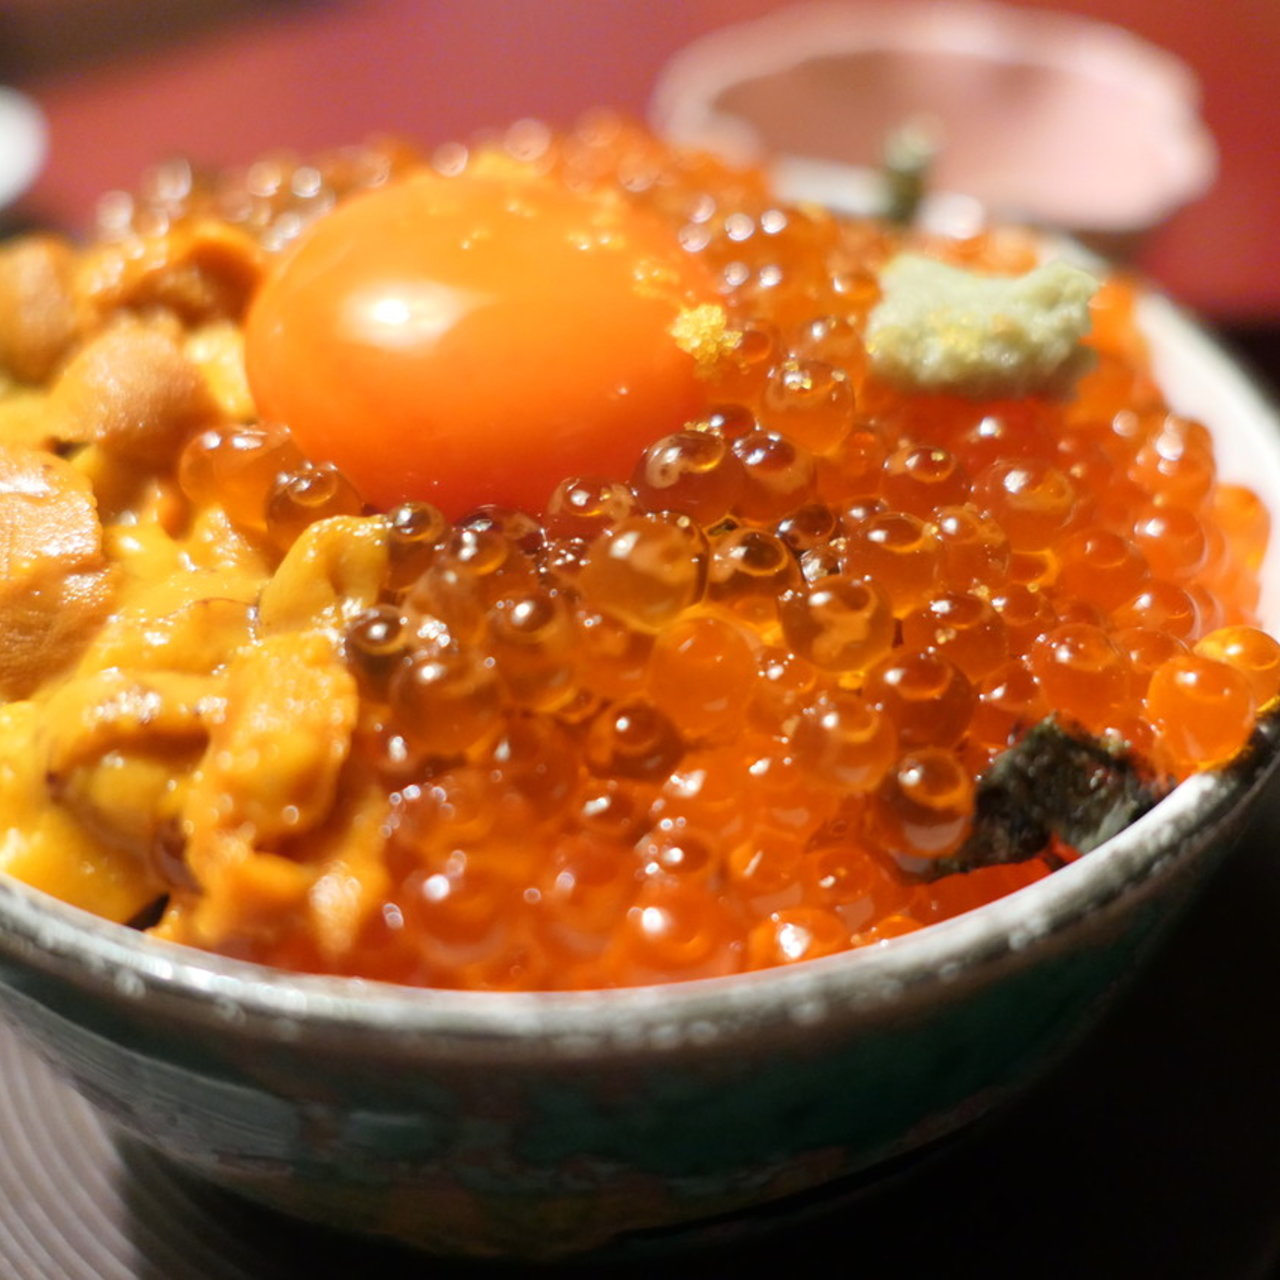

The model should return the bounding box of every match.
[244,168,719,516]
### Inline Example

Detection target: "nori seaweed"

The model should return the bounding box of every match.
[924,716,1173,880]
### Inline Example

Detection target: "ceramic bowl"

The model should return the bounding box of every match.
[0,267,1278,1262]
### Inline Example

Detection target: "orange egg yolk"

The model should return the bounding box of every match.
[244,168,718,516]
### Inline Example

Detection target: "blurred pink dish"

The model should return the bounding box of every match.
[651,1,1216,242]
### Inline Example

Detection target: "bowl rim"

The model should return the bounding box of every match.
[0,730,1274,1056]
[1,230,1278,1060]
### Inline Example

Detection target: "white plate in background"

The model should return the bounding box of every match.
[0,85,46,210]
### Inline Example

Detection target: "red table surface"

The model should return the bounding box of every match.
[4,0,1280,323]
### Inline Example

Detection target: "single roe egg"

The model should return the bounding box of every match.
[245,166,719,516]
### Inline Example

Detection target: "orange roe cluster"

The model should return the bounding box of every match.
[148,116,1276,988]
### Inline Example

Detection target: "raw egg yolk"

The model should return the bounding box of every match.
[244,167,719,516]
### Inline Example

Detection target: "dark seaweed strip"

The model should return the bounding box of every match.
[927,716,1173,880]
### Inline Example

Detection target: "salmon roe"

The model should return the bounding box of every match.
[101,117,1273,989]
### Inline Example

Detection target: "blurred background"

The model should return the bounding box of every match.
[0,0,1278,323]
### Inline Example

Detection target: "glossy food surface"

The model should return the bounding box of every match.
[0,117,1274,991]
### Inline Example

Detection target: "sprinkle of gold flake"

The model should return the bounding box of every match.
[670,303,740,375]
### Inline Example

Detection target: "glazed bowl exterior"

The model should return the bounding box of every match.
[0,274,1278,1260]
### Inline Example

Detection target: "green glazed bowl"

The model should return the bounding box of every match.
[0,281,1278,1261]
